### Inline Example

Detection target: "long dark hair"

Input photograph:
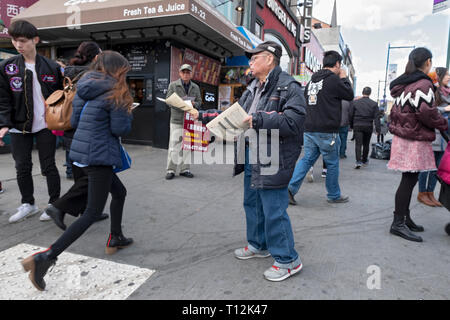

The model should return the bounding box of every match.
[90,50,133,113]
[435,67,449,106]
[70,41,101,66]
[405,47,433,75]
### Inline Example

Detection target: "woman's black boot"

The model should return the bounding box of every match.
[405,210,425,232]
[105,233,134,255]
[21,249,57,291]
[390,213,423,242]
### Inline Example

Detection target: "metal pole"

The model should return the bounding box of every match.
[447,20,450,69]
[383,43,390,108]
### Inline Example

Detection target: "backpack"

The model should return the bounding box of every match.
[45,73,84,131]
[370,141,391,160]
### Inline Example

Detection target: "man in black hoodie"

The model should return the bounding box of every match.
[288,51,354,204]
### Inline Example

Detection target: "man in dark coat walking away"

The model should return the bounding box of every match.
[349,87,381,169]
[197,41,306,282]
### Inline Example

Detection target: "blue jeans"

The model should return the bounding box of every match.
[418,151,444,192]
[339,126,349,157]
[243,148,301,269]
[288,132,342,200]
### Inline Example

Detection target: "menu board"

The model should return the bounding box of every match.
[155,78,169,94]
[126,48,148,72]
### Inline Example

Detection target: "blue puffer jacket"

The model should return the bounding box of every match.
[69,71,132,168]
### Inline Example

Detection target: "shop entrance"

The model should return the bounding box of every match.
[123,75,155,145]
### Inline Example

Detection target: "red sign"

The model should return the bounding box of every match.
[0,0,39,38]
[182,113,209,152]
[183,48,221,86]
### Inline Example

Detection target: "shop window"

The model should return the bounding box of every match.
[128,77,153,105]
[255,22,262,39]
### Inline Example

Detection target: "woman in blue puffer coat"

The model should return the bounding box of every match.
[21,51,134,291]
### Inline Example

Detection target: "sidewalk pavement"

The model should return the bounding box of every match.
[1,135,449,300]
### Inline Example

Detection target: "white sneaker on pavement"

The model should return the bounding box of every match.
[264,263,303,282]
[234,246,271,260]
[39,211,52,222]
[9,204,40,223]
[307,168,314,183]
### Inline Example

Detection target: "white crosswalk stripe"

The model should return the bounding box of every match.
[0,243,155,300]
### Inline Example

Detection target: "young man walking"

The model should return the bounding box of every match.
[288,51,354,205]
[165,64,202,180]
[0,20,63,223]
[349,87,381,169]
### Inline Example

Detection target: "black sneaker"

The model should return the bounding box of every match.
[288,189,297,206]
[0,181,3,194]
[165,172,175,180]
[180,171,194,178]
[327,195,350,204]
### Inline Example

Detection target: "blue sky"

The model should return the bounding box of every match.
[312,0,450,100]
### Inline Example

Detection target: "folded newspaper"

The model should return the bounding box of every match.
[206,102,250,142]
[157,93,194,112]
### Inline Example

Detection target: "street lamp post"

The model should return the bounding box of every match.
[383,43,415,108]
[377,80,386,105]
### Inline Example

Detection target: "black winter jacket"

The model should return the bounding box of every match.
[200,66,306,189]
[0,54,63,132]
[349,97,381,133]
[304,69,354,133]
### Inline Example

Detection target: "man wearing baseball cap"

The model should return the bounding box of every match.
[196,41,307,281]
[165,64,202,180]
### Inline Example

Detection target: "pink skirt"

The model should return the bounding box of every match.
[388,135,437,172]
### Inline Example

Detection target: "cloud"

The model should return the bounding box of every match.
[313,0,447,31]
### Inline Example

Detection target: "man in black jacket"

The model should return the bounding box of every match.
[0,20,63,223]
[197,41,306,282]
[288,51,354,204]
[349,87,381,169]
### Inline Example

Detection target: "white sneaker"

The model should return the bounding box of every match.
[264,263,303,282]
[9,204,40,223]
[307,168,314,183]
[234,246,271,260]
[39,211,52,222]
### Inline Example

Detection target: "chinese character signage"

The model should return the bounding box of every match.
[0,0,38,38]
[182,113,209,152]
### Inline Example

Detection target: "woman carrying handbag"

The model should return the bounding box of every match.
[21,51,134,291]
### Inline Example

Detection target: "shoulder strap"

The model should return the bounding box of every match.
[79,101,89,120]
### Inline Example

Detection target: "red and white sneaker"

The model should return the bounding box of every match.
[264,263,303,282]
[234,246,271,260]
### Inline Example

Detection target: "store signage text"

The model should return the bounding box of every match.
[205,92,216,103]
[303,0,313,43]
[266,0,297,37]
[123,3,185,17]
[304,48,322,73]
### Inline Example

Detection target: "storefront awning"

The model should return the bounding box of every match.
[13,0,252,57]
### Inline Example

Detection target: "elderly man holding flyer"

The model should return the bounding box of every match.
[165,64,202,180]
[194,41,307,282]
